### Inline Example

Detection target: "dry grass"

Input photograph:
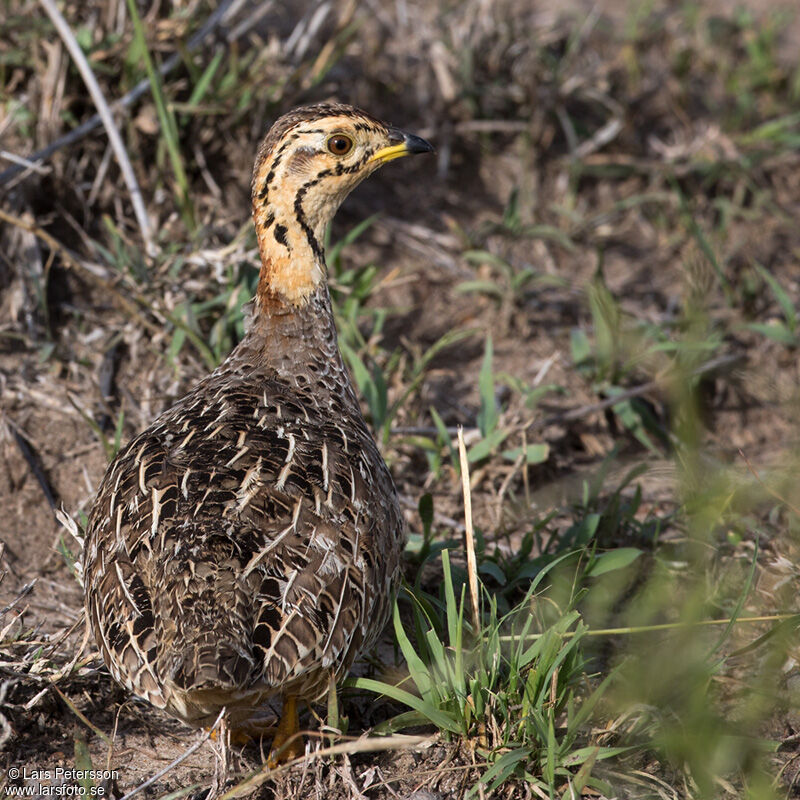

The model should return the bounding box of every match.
[2,0,800,797]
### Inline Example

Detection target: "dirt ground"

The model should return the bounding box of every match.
[2,0,800,797]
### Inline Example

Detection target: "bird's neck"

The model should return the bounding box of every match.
[227,282,345,388]
[250,154,347,310]
[252,204,328,310]
[251,281,339,350]
[233,187,344,376]
[238,161,354,380]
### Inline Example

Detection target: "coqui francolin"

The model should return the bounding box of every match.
[82,103,434,762]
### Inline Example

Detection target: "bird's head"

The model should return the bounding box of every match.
[250,103,434,307]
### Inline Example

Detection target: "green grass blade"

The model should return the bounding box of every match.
[392,601,432,698]
[476,749,529,795]
[442,550,459,648]
[754,262,797,330]
[346,677,462,734]
[477,335,498,436]
[710,541,758,655]
[187,49,224,107]
[125,0,194,229]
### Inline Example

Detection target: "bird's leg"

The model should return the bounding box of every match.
[267,694,303,767]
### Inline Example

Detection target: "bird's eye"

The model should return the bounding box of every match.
[326,134,353,156]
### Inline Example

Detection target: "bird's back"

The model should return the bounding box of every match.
[84,292,403,726]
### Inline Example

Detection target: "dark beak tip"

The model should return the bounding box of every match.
[387,126,435,155]
[404,132,435,155]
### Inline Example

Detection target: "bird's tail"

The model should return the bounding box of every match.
[167,631,256,691]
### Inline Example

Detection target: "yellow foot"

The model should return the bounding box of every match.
[208,715,276,746]
[209,727,253,746]
[267,695,304,767]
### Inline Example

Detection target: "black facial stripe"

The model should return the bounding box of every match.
[259,167,275,200]
[259,139,294,200]
[294,172,330,262]
[335,154,371,175]
[274,224,288,247]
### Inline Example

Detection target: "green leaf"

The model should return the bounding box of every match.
[477,336,498,436]
[520,224,576,251]
[430,405,457,468]
[339,341,387,429]
[562,514,600,547]
[570,328,592,367]
[563,745,638,765]
[544,712,557,784]
[501,442,550,464]
[503,188,521,230]
[73,737,95,791]
[518,611,582,671]
[610,396,661,453]
[328,214,380,274]
[463,250,512,269]
[455,280,504,298]
[710,542,758,655]
[392,602,432,698]
[585,548,643,577]
[738,111,800,145]
[564,746,599,797]
[468,427,509,462]
[418,493,433,538]
[744,321,798,346]
[441,551,460,651]
[125,0,194,229]
[476,749,529,794]
[75,27,93,52]
[345,677,462,734]
[167,324,187,363]
[751,267,793,321]
[478,560,507,585]
[371,709,436,735]
[327,677,340,732]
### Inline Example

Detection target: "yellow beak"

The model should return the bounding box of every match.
[369,130,435,165]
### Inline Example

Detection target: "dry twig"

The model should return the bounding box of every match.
[0,208,161,336]
[219,734,431,797]
[118,709,225,800]
[457,427,481,634]
[2,413,58,512]
[0,0,239,188]
[38,0,154,253]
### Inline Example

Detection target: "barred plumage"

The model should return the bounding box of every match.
[83,103,433,755]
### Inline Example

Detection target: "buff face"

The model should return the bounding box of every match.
[250,106,433,306]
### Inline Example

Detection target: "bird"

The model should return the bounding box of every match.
[82,103,434,762]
